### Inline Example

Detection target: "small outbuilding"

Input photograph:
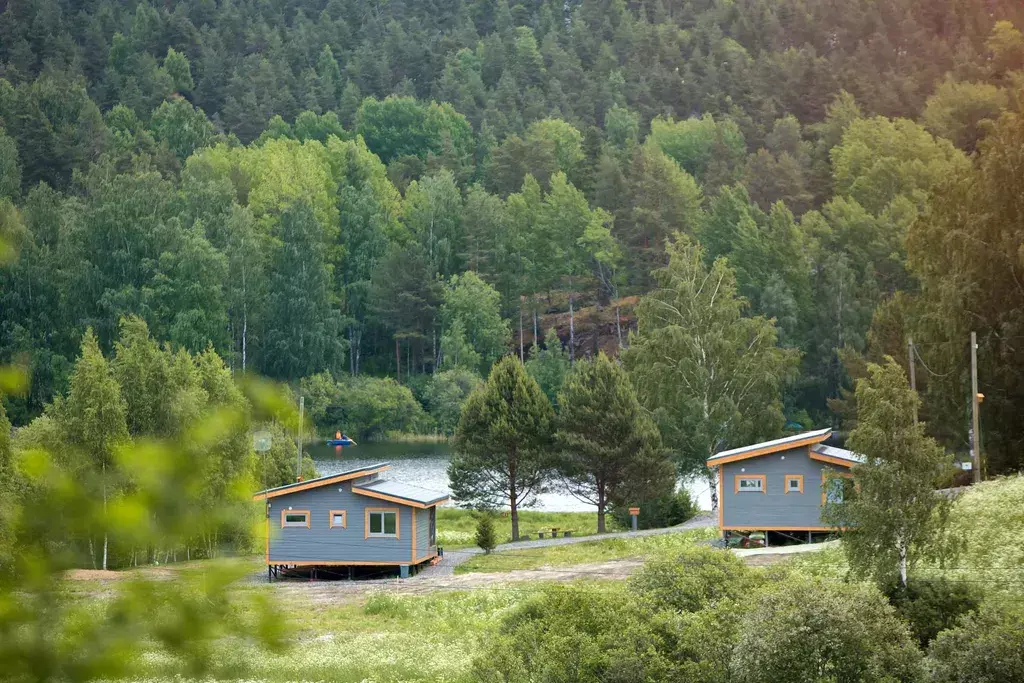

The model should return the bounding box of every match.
[706,428,862,544]
[253,462,450,579]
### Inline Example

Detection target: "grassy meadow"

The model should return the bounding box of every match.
[435,508,618,548]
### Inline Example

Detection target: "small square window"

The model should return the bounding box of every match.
[786,476,803,494]
[330,510,346,528]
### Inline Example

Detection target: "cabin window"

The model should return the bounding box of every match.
[366,509,399,538]
[823,477,847,504]
[329,510,347,528]
[785,475,804,494]
[735,475,766,493]
[281,510,310,528]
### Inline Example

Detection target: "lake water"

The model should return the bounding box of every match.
[307,440,713,512]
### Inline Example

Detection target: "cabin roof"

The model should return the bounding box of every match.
[810,443,865,467]
[252,462,391,500]
[352,479,451,508]
[707,428,832,467]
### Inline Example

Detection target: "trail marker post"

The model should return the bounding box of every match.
[628,507,640,532]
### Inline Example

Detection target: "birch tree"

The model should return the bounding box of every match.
[62,329,129,570]
[823,357,953,588]
[623,237,798,509]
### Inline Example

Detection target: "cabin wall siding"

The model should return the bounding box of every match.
[267,481,431,564]
[721,446,846,528]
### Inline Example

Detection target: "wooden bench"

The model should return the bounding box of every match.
[562,529,575,537]
[536,530,547,539]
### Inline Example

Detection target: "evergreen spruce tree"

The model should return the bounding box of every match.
[449,356,553,541]
[555,353,675,532]
[474,511,497,552]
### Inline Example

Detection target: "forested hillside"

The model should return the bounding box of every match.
[2,0,1024,471]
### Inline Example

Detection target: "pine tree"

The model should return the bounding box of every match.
[555,353,675,532]
[474,511,497,552]
[450,356,554,541]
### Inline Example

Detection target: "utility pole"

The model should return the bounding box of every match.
[907,337,918,424]
[296,395,304,482]
[970,332,981,484]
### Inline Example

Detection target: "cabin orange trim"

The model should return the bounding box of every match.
[351,486,450,508]
[364,507,400,539]
[734,474,766,493]
[706,433,831,468]
[717,472,724,528]
[785,475,804,494]
[722,525,845,532]
[809,452,857,468]
[266,556,436,567]
[329,510,347,529]
[281,509,310,528]
[252,465,391,500]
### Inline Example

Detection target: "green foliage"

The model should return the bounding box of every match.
[926,604,1024,683]
[333,375,430,440]
[610,488,697,531]
[524,330,570,406]
[555,353,675,531]
[422,368,482,435]
[163,48,195,94]
[921,79,1008,152]
[629,546,753,613]
[149,98,215,161]
[450,356,553,540]
[474,511,497,552]
[831,116,970,215]
[624,237,799,486]
[355,96,472,166]
[440,271,510,375]
[0,128,21,200]
[883,578,979,648]
[647,114,746,188]
[732,576,924,683]
[825,358,954,587]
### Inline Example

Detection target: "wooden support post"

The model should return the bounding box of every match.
[970,331,982,483]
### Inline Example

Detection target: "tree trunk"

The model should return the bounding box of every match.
[615,304,623,349]
[509,457,519,541]
[241,263,248,372]
[708,468,719,512]
[102,462,108,571]
[597,484,606,533]
[533,308,539,346]
[568,290,576,364]
[349,325,355,376]
[395,337,401,383]
[89,537,96,569]
[519,302,524,361]
[898,536,908,588]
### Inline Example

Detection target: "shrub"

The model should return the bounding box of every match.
[927,604,1024,683]
[610,487,697,530]
[883,577,979,647]
[731,576,924,683]
[630,546,753,613]
[334,376,432,439]
[475,512,497,553]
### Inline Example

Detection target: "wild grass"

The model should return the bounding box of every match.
[454,527,716,573]
[785,475,1024,599]
[436,508,616,548]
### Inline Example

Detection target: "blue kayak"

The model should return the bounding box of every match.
[327,438,356,447]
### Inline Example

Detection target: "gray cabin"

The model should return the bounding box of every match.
[707,428,862,541]
[253,462,449,578]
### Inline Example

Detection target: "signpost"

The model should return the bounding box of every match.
[628,507,640,532]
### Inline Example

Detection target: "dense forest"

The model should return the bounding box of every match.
[2,0,1024,473]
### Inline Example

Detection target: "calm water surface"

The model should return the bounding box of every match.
[307,440,713,512]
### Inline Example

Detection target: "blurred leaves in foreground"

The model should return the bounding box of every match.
[0,356,295,682]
